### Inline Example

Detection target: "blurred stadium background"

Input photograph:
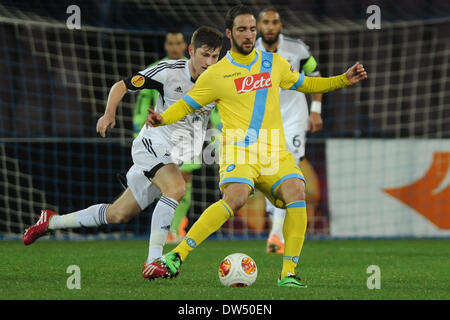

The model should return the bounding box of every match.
[0,0,449,240]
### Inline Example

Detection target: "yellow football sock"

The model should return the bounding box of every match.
[281,201,307,278]
[173,199,233,261]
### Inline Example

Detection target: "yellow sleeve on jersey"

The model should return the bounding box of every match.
[159,99,195,125]
[277,53,304,89]
[298,73,351,93]
[276,53,351,94]
[181,69,218,109]
[159,68,218,126]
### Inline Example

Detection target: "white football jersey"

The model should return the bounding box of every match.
[124,59,214,163]
[255,34,319,133]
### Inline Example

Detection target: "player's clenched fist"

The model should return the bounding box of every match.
[96,113,116,138]
[146,108,163,128]
[345,62,368,84]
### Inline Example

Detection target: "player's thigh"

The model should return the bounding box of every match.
[256,152,306,208]
[131,136,183,199]
[151,163,186,200]
[181,171,192,183]
[218,163,259,211]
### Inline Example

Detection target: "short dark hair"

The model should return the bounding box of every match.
[191,26,224,50]
[165,30,185,41]
[225,4,255,30]
[166,29,183,35]
[257,7,280,22]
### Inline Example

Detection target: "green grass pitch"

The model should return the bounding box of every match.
[1,239,449,300]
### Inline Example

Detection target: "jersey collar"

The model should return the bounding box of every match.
[226,49,259,71]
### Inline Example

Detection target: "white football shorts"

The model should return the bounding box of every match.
[284,128,306,161]
[126,136,175,210]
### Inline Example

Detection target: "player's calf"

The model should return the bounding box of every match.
[105,188,142,224]
[106,206,135,224]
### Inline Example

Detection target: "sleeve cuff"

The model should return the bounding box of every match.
[182,95,203,110]
[289,73,305,90]
[341,73,351,85]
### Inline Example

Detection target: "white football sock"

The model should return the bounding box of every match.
[266,198,285,241]
[48,204,109,229]
[146,196,178,264]
[265,197,274,215]
[270,208,286,241]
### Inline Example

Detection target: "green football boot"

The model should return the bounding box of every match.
[143,251,182,280]
[163,251,182,276]
[278,275,308,288]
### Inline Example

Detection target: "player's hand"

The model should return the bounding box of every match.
[145,108,163,128]
[96,113,116,138]
[345,62,368,84]
[308,112,323,133]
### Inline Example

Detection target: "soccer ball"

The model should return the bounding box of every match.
[218,253,257,287]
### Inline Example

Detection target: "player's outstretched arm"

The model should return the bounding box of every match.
[96,80,128,138]
[297,62,367,94]
[145,99,195,128]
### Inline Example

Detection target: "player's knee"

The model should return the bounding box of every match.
[164,184,186,202]
[222,185,250,212]
[224,196,247,212]
[278,179,306,204]
[288,184,306,202]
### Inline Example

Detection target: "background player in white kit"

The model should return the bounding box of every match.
[23,26,224,279]
[256,8,323,254]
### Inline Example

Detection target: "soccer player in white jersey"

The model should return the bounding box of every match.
[23,26,224,279]
[256,8,323,254]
